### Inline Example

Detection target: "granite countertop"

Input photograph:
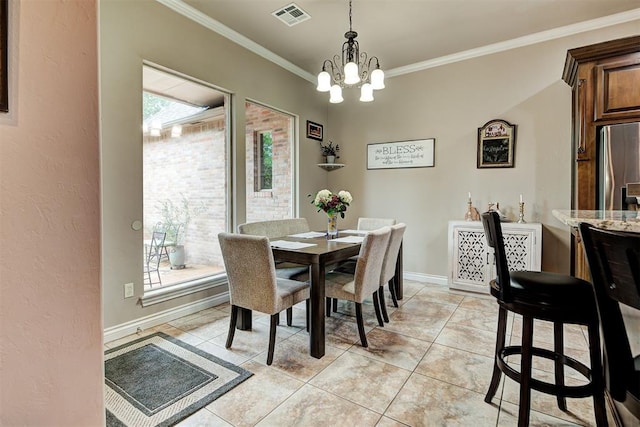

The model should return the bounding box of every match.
[552,210,640,233]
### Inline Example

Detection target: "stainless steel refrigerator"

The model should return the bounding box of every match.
[599,122,640,210]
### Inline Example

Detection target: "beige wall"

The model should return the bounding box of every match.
[100,0,328,329]
[0,0,103,424]
[327,21,640,278]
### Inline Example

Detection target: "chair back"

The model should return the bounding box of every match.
[146,231,166,266]
[218,232,279,314]
[380,223,406,284]
[353,227,391,300]
[579,222,640,409]
[238,218,310,238]
[481,211,512,302]
[357,217,396,231]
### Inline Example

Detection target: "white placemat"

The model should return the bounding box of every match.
[288,231,326,238]
[340,229,369,235]
[331,235,365,244]
[270,240,317,249]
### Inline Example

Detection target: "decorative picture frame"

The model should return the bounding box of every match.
[477,119,516,168]
[306,120,323,141]
[367,139,435,170]
[0,0,7,112]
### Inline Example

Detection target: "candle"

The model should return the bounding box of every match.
[468,192,471,202]
[519,194,523,204]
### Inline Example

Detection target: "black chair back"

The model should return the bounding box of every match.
[579,222,640,416]
[481,211,512,302]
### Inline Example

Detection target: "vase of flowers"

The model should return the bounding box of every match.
[319,141,340,164]
[310,189,352,238]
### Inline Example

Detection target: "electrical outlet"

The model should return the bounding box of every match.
[124,282,135,298]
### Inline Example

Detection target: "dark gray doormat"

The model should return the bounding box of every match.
[105,332,252,426]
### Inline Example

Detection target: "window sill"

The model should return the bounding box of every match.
[141,274,228,307]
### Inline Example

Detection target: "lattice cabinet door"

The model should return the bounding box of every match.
[448,221,542,294]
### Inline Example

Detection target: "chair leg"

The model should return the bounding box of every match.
[267,314,278,365]
[332,298,338,313]
[326,297,332,317]
[518,316,534,427]
[226,305,238,349]
[306,299,310,332]
[587,320,607,426]
[355,303,368,347]
[388,279,399,307]
[379,285,389,323]
[372,291,384,327]
[485,306,508,403]
[286,307,293,326]
[553,322,567,411]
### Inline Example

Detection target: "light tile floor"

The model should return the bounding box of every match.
[106,280,606,426]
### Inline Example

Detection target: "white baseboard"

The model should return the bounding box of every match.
[403,271,448,286]
[104,292,230,343]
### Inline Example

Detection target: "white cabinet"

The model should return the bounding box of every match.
[447,221,542,294]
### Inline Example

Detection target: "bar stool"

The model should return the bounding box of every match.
[481,212,606,427]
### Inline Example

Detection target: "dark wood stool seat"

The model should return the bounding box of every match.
[482,212,606,427]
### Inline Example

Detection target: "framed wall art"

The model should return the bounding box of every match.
[477,119,516,168]
[306,120,323,141]
[0,0,7,112]
[367,138,435,170]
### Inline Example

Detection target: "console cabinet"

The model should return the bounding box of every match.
[447,221,542,294]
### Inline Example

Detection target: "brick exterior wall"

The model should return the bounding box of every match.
[245,102,293,222]
[143,117,226,267]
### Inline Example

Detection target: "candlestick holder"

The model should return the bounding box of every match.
[465,201,474,221]
[517,202,526,223]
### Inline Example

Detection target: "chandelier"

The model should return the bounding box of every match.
[316,0,385,103]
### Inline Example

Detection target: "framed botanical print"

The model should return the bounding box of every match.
[477,119,516,168]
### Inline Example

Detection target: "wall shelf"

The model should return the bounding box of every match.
[317,163,345,171]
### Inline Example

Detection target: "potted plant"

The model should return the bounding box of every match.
[155,194,205,269]
[319,140,340,164]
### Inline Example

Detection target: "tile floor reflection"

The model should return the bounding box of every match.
[106,280,604,426]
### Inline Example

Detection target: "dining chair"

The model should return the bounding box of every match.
[579,222,640,420]
[324,226,391,347]
[143,231,166,287]
[238,218,310,280]
[357,217,396,230]
[481,212,606,427]
[330,217,397,313]
[378,223,407,321]
[218,232,310,365]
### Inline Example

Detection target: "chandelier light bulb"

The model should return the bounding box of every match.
[329,85,344,103]
[359,83,374,102]
[316,71,331,92]
[343,62,360,85]
[370,68,385,90]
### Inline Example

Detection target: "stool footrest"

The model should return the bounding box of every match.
[498,345,596,398]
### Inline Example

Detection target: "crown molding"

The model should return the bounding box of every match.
[157,1,640,83]
[155,0,316,83]
[386,8,640,78]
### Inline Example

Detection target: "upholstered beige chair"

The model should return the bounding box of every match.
[357,217,396,230]
[218,232,310,365]
[238,218,310,280]
[324,227,391,347]
[378,223,407,322]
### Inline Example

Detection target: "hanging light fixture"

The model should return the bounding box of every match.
[316,0,384,103]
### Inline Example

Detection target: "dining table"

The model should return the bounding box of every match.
[235,230,403,359]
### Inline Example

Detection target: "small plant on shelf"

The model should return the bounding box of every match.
[319,140,340,161]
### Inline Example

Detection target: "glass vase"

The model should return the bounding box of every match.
[327,212,338,239]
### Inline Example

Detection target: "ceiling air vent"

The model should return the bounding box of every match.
[272,3,311,27]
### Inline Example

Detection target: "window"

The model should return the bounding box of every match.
[256,131,273,191]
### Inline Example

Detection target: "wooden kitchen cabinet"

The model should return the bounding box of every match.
[562,35,640,279]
